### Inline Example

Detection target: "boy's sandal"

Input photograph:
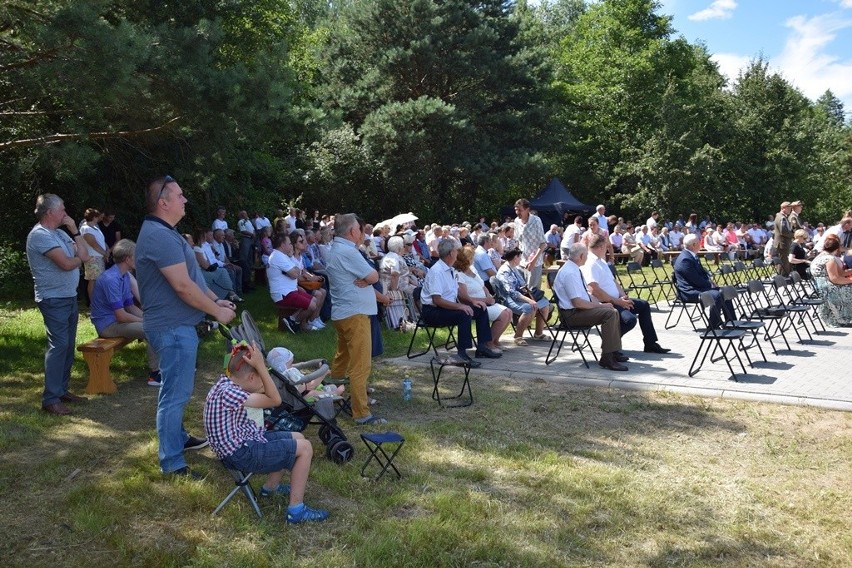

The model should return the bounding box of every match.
[514,337,528,346]
[356,415,388,425]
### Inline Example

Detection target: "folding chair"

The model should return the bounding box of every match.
[649,259,675,305]
[213,465,263,518]
[664,271,703,330]
[625,261,659,304]
[544,288,597,367]
[787,272,827,334]
[688,291,752,381]
[406,317,458,359]
[741,280,793,354]
[360,432,405,480]
[720,286,768,363]
[770,275,814,342]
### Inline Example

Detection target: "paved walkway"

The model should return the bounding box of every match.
[387,305,852,412]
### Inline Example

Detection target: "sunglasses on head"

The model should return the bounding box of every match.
[157,175,175,201]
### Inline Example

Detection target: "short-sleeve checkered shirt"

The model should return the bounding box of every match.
[203,375,267,459]
[514,214,546,268]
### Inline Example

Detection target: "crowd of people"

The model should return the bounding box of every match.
[23,182,852,525]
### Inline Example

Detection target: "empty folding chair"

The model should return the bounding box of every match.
[720,286,768,363]
[649,259,675,305]
[741,280,793,353]
[770,275,814,342]
[625,261,659,304]
[688,291,752,381]
[787,272,826,339]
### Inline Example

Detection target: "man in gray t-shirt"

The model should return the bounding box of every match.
[325,213,382,425]
[26,194,91,415]
[136,176,236,477]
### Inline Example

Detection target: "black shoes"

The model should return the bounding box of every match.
[614,351,630,362]
[458,353,482,368]
[643,343,671,354]
[475,347,502,359]
[599,353,628,371]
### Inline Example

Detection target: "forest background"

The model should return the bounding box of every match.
[2,0,850,297]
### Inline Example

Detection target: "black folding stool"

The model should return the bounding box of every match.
[360,432,405,481]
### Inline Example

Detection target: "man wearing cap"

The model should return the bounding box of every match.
[789,201,804,232]
[774,201,794,276]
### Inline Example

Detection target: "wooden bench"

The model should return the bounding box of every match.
[77,336,134,394]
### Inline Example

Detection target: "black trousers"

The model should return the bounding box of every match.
[421,304,492,352]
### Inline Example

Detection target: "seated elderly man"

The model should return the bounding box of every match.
[674,233,736,328]
[553,243,628,371]
[211,229,243,295]
[420,238,502,366]
[473,233,497,282]
[582,234,670,355]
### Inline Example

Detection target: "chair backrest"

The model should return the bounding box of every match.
[699,291,716,309]
[721,285,738,302]
[626,261,642,272]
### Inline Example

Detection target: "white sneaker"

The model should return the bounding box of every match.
[311,318,326,329]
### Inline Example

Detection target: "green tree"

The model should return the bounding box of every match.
[312,0,551,221]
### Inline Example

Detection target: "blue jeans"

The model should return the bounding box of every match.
[614,297,658,345]
[37,297,78,406]
[222,431,297,473]
[146,326,199,473]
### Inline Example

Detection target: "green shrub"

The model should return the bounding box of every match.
[0,242,32,299]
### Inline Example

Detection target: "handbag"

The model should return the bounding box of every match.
[299,278,322,291]
[520,286,545,302]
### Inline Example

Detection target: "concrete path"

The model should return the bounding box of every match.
[386,305,852,411]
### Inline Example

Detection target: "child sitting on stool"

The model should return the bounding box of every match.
[204,341,328,524]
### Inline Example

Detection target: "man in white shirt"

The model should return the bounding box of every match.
[211,207,228,231]
[645,212,659,232]
[285,208,298,233]
[473,233,497,282]
[253,211,271,233]
[212,229,243,295]
[514,199,546,288]
[582,234,670,354]
[552,242,627,371]
[593,204,609,235]
[420,239,500,365]
[561,216,584,259]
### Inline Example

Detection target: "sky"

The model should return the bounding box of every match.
[658,0,852,114]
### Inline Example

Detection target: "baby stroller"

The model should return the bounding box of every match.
[220,310,355,464]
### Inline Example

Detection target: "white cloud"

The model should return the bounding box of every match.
[841,1,852,9]
[688,0,737,21]
[776,12,852,104]
[710,52,753,86]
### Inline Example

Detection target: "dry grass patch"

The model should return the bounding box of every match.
[1,303,850,566]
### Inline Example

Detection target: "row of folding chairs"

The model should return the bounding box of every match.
[675,275,827,381]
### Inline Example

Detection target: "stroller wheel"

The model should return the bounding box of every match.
[318,424,332,445]
[327,439,354,464]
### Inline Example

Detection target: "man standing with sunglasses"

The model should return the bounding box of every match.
[136,176,237,478]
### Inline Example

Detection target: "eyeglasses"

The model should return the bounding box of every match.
[157,175,175,202]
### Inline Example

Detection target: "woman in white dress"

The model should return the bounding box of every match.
[454,246,511,352]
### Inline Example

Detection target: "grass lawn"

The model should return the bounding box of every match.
[1,288,851,567]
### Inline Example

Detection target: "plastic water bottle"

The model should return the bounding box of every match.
[402,377,412,401]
